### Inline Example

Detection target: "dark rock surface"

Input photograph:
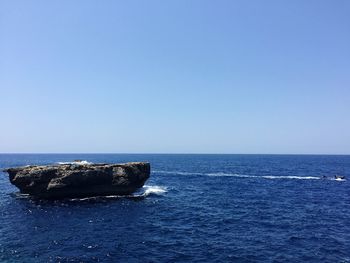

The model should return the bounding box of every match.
[4,162,150,199]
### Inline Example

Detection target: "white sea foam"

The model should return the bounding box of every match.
[70,196,98,201]
[153,170,204,176]
[141,185,168,197]
[208,173,321,180]
[261,175,320,180]
[69,185,168,201]
[332,178,346,182]
[155,170,325,180]
[208,173,258,178]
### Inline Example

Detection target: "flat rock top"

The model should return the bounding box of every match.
[5,162,149,172]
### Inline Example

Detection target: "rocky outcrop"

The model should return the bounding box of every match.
[4,162,150,199]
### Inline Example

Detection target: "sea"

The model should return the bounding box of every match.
[0,154,349,262]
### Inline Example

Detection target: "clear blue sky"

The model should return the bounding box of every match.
[1,0,349,154]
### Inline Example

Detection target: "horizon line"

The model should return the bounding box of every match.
[0,152,349,156]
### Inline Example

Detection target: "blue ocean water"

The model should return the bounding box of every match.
[0,154,349,262]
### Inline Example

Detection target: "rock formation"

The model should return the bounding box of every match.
[4,162,150,199]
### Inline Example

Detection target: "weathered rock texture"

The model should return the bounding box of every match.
[4,162,150,199]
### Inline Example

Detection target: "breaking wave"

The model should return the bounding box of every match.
[141,185,168,197]
[67,185,167,202]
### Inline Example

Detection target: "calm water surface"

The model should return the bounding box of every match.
[0,154,349,262]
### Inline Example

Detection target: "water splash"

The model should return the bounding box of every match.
[141,185,168,197]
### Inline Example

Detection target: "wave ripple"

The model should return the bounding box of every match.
[154,170,331,180]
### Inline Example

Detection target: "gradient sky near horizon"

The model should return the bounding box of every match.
[1,0,349,154]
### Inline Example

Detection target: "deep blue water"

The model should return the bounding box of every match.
[0,154,350,262]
